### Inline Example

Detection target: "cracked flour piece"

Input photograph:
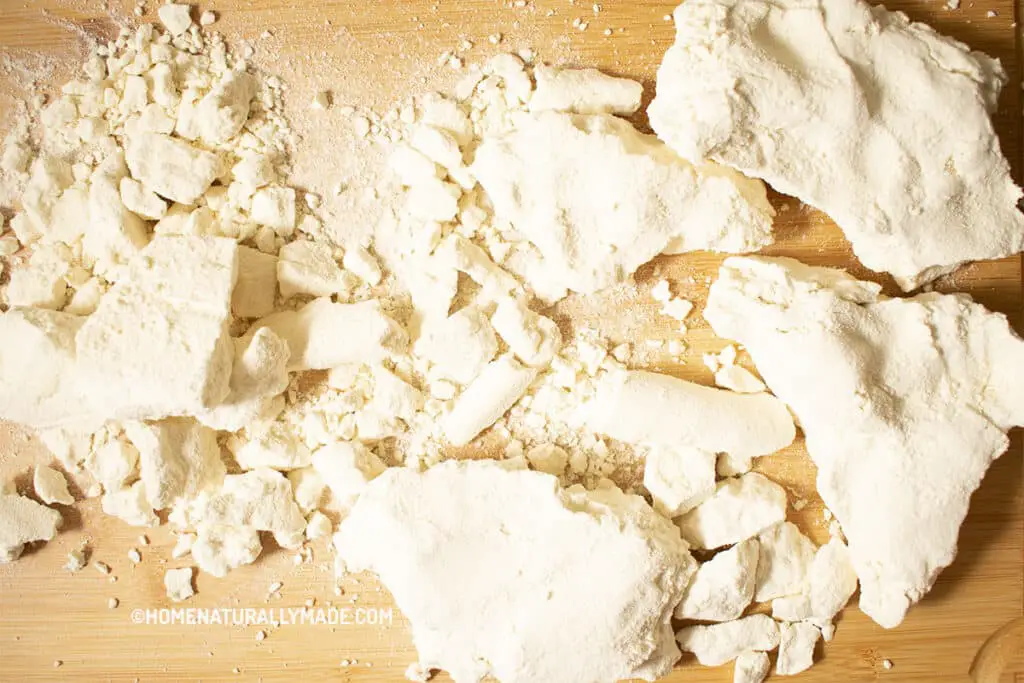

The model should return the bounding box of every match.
[277,239,353,299]
[0,493,62,562]
[414,307,498,385]
[124,418,226,510]
[678,473,787,549]
[776,622,820,676]
[77,236,238,422]
[649,0,1024,290]
[443,354,538,446]
[529,65,643,116]
[197,327,290,432]
[249,298,406,371]
[177,70,256,146]
[676,538,759,622]
[311,441,386,508]
[676,614,780,667]
[229,423,312,471]
[190,468,306,551]
[87,435,139,492]
[157,3,192,35]
[705,255,1024,627]
[164,566,196,602]
[644,446,717,518]
[773,538,858,628]
[33,465,74,506]
[125,132,221,205]
[490,296,561,368]
[754,521,817,602]
[102,480,159,527]
[0,308,95,428]
[589,370,794,459]
[734,650,770,683]
[334,460,696,683]
[472,110,774,295]
[191,523,262,578]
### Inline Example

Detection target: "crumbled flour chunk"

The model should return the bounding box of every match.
[191,523,262,578]
[6,244,70,309]
[157,3,193,36]
[125,132,221,205]
[36,427,91,472]
[190,468,306,551]
[472,110,775,294]
[87,434,141,492]
[775,622,820,675]
[33,465,74,505]
[754,521,817,602]
[529,65,643,115]
[342,245,382,286]
[490,297,561,368]
[440,235,521,302]
[311,441,386,508]
[288,467,326,513]
[772,538,858,627]
[119,177,168,220]
[229,423,312,471]
[65,547,87,572]
[676,614,780,667]
[0,309,94,428]
[643,446,716,517]
[124,418,226,510]
[705,255,1024,627]
[251,186,297,235]
[415,307,498,385]
[249,298,406,371]
[524,443,569,476]
[589,370,794,459]
[305,510,333,539]
[443,354,538,446]
[676,538,759,622]
[178,70,256,146]
[0,493,62,562]
[711,346,767,393]
[164,566,196,602]
[277,240,353,299]
[76,236,237,421]
[102,480,159,527]
[649,0,1024,289]
[197,327,290,431]
[734,650,770,683]
[335,460,696,683]
[677,473,787,549]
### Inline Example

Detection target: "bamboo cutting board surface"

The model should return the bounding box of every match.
[0,0,1021,681]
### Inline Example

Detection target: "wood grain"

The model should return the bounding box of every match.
[0,0,1020,681]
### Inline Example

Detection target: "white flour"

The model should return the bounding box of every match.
[0,3,1021,682]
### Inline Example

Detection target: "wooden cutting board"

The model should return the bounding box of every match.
[0,0,1020,681]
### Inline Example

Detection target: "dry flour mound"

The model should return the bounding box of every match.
[649,0,1024,290]
[334,460,697,683]
[0,12,307,576]
[705,255,1024,627]
[0,27,753,596]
